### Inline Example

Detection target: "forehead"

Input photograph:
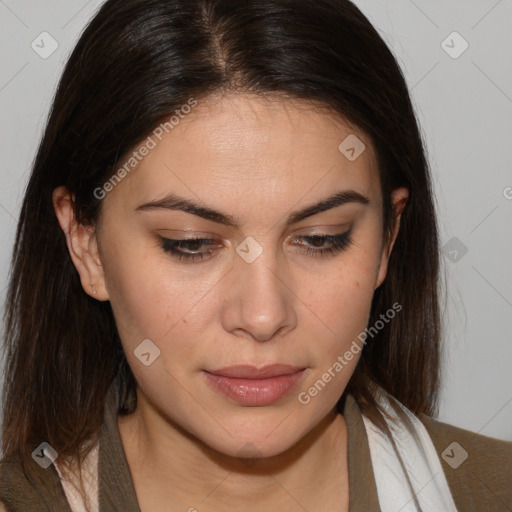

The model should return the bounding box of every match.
[107,93,380,213]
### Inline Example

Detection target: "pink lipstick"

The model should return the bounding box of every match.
[203,364,306,406]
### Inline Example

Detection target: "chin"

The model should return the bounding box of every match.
[185,409,314,462]
[199,430,300,461]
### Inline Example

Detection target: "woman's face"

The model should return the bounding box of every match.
[74,93,407,458]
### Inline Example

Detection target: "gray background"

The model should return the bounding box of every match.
[0,0,511,441]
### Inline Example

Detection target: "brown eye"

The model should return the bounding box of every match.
[159,237,219,262]
[291,230,353,257]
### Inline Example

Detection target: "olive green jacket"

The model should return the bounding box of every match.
[1,387,511,511]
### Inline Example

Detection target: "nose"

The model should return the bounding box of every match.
[220,242,297,342]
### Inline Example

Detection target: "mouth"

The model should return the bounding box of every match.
[202,364,307,406]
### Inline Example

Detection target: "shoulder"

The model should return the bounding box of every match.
[0,456,71,511]
[419,413,512,511]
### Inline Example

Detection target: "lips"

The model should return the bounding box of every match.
[202,364,307,406]
[206,363,305,379]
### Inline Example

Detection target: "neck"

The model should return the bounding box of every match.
[118,388,349,511]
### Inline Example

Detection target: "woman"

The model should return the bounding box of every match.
[1,0,510,510]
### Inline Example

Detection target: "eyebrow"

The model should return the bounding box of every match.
[135,190,370,228]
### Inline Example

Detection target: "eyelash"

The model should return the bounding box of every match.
[158,231,353,263]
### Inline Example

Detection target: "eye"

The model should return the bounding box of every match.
[290,230,353,257]
[159,230,353,264]
[158,236,220,262]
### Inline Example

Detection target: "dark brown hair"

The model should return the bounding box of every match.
[1,0,441,479]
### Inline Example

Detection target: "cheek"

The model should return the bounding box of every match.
[299,250,380,393]
[101,236,224,355]
[294,254,379,407]
[302,251,380,336]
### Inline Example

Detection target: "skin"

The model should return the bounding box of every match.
[53,93,408,511]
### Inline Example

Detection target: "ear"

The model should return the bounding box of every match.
[375,187,409,290]
[52,186,109,301]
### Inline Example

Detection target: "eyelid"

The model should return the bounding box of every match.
[154,229,218,237]
[154,222,353,246]
[287,224,352,238]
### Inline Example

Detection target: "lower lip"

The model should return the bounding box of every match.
[203,370,306,406]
